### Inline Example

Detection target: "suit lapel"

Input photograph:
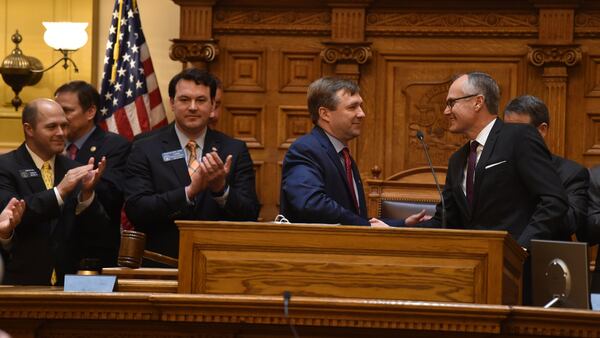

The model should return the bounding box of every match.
[452,143,471,218]
[313,127,363,215]
[15,144,47,194]
[472,118,502,210]
[161,125,190,187]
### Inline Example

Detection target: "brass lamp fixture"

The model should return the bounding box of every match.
[0,22,88,111]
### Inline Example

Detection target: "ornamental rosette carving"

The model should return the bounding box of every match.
[527,44,582,67]
[320,43,372,65]
[170,40,219,63]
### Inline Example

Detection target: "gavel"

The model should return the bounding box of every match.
[118,230,178,268]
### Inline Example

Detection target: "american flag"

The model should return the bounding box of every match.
[98,0,167,141]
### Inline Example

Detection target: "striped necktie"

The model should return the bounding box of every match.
[186,141,200,177]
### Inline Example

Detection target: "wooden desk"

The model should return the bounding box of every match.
[176,221,526,304]
[0,288,599,338]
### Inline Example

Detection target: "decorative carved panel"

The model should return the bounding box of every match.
[584,112,600,156]
[213,8,331,35]
[575,11,600,37]
[365,11,538,37]
[224,50,266,92]
[225,105,264,148]
[278,106,313,149]
[585,55,600,97]
[279,51,322,93]
[402,80,466,169]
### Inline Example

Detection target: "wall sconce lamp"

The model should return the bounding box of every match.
[0,22,88,111]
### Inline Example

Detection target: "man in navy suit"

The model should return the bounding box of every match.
[55,81,130,266]
[0,99,110,285]
[503,95,588,242]
[124,69,260,261]
[412,72,567,249]
[280,77,427,226]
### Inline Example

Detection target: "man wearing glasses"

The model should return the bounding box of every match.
[417,72,568,304]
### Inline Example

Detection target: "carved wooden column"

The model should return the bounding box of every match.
[527,3,582,156]
[170,0,219,70]
[321,1,372,81]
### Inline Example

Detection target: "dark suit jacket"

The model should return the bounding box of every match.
[280,126,373,226]
[551,155,589,241]
[586,166,600,245]
[124,125,260,259]
[422,119,567,248]
[73,127,130,266]
[0,144,111,285]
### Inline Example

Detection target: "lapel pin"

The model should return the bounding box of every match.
[90,146,97,152]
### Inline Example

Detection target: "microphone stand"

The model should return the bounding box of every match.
[416,131,446,228]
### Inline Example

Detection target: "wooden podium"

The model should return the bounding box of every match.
[176,221,526,305]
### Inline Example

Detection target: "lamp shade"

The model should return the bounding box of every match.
[42,22,88,51]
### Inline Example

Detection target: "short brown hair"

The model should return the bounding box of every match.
[307,77,359,124]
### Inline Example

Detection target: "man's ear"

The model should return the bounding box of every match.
[86,106,97,122]
[318,106,330,123]
[474,95,484,111]
[23,123,34,138]
[537,122,549,139]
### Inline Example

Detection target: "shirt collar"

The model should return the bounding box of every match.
[473,118,497,147]
[323,130,347,154]
[67,126,96,151]
[25,144,56,170]
[174,124,207,152]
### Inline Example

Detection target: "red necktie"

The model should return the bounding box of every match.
[466,140,479,208]
[341,148,359,213]
[67,143,78,160]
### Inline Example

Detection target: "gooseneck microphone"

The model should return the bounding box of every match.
[416,130,446,229]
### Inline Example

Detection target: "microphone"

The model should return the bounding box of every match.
[283,291,300,338]
[416,130,446,229]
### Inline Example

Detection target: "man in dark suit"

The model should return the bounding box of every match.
[124,69,260,260]
[503,95,589,242]
[280,77,426,226]
[54,81,130,266]
[0,99,110,285]
[586,166,600,292]
[411,72,567,249]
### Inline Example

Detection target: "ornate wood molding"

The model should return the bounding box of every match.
[213,8,331,36]
[320,42,372,65]
[365,11,538,37]
[169,39,219,68]
[527,44,582,67]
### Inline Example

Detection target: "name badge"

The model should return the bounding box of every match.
[162,149,185,162]
[19,169,39,178]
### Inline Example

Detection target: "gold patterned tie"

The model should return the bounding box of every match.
[41,162,53,189]
[186,141,200,177]
[41,161,57,285]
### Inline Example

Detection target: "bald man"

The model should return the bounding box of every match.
[0,99,111,285]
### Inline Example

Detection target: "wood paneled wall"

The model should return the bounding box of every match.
[170,0,600,221]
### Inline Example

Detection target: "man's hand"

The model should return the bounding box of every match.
[200,151,232,193]
[186,161,209,200]
[80,156,107,201]
[369,218,390,228]
[56,162,95,199]
[0,198,25,239]
[405,209,431,226]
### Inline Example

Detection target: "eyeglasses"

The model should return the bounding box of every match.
[445,94,480,109]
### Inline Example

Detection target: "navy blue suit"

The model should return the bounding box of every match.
[124,124,260,260]
[280,126,372,225]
